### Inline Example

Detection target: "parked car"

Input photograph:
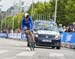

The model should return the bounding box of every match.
[33,20,61,49]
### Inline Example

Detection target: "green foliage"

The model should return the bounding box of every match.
[28,0,75,26]
[28,2,52,20]
[1,13,24,30]
[1,0,75,30]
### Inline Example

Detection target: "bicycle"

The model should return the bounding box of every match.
[25,30,35,51]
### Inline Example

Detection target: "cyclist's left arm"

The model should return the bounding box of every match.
[29,17,34,31]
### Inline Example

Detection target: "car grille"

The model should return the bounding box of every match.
[38,34,55,39]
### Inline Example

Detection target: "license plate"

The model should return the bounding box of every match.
[42,40,51,42]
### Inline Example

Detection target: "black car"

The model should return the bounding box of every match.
[33,20,61,49]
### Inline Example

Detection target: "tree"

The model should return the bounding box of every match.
[28,2,52,20]
[28,0,75,26]
[65,0,75,25]
[1,13,24,31]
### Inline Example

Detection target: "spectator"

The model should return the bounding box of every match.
[63,26,66,32]
[68,25,73,32]
[65,27,69,32]
[18,28,21,33]
[72,22,75,32]
[68,22,75,32]
[3,29,7,33]
[58,24,64,33]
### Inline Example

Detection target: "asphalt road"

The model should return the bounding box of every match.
[0,38,75,59]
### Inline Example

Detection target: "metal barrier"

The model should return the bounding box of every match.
[8,33,21,39]
[0,33,8,38]
[0,33,26,40]
[61,32,75,48]
[0,32,75,48]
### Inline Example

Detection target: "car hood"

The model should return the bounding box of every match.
[36,30,60,35]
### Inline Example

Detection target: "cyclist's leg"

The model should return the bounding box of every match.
[29,31,35,42]
[29,31,35,49]
[26,35,30,47]
[25,30,30,47]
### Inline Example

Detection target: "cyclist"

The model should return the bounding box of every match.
[21,13,35,47]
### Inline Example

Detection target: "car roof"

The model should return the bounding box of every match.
[34,20,56,24]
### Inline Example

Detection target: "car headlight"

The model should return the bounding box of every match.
[35,34,38,38]
[55,35,60,40]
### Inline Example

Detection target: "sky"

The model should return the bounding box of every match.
[0,0,15,11]
[0,0,49,11]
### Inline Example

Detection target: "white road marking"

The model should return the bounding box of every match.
[4,57,16,59]
[49,53,64,57]
[0,50,8,54]
[16,51,36,56]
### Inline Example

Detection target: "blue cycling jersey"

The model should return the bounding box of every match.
[21,17,33,31]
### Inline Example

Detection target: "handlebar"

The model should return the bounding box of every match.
[24,30,31,35]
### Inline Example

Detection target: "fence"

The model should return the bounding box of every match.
[0,33,26,40]
[61,32,75,48]
[0,32,75,48]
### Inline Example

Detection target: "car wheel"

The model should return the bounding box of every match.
[56,46,61,49]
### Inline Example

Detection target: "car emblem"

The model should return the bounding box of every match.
[46,36,48,38]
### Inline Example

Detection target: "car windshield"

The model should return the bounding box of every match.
[34,21,58,31]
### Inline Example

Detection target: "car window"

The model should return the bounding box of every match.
[34,21,58,31]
